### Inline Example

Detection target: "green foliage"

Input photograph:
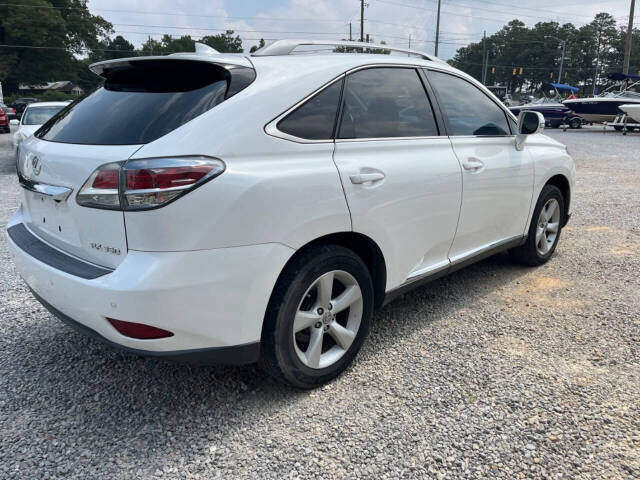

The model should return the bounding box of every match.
[1,3,636,100]
[38,90,76,101]
[450,13,639,94]
[250,38,266,53]
[200,31,243,53]
[0,0,112,94]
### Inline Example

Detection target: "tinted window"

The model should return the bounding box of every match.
[37,60,255,145]
[277,79,343,140]
[428,71,510,136]
[338,68,438,139]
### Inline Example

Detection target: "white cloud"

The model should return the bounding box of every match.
[88,0,631,60]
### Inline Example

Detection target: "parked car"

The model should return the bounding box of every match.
[0,102,18,121]
[7,41,575,388]
[12,101,70,150]
[9,97,40,118]
[0,107,9,133]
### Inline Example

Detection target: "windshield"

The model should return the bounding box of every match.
[22,106,65,125]
[36,60,255,145]
[613,90,640,99]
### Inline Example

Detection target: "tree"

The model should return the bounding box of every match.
[250,38,265,53]
[450,13,632,95]
[0,0,112,94]
[91,35,136,62]
[200,31,243,53]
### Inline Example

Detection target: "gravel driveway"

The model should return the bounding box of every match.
[1,127,639,479]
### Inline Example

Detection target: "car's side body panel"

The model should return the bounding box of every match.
[446,136,535,262]
[334,138,462,290]
[124,142,351,251]
[522,135,575,230]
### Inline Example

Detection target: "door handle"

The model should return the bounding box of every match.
[461,158,484,172]
[349,172,385,184]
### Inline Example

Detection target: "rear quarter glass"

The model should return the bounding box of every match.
[36,60,255,146]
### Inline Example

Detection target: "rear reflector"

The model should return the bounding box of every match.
[107,318,174,339]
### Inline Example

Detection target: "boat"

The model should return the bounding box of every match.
[563,73,640,123]
[509,83,582,128]
[619,104,640,122]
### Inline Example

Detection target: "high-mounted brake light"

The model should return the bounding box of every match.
[77,156,225,210]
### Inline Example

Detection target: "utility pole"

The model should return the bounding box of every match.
[483,50,490,86]
[558,39,566,83]
[349,22,353,41]
[408,33,411,56]
[545,36,567,84]
[623,0,636,74]
[435,0,441,56]
[593,35,601,95]
[360,0,365,42]
[482,31,487,84]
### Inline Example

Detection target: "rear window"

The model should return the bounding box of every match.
[22,106,65,126]
[36,60,255,145]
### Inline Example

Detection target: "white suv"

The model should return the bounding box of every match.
[7,41,574,388]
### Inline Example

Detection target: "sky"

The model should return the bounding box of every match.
[88,0,635,60]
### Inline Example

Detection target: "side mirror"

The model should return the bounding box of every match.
[516,110,544,150]
[10,119,19,126]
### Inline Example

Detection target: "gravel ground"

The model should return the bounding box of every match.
[1,126,639,479]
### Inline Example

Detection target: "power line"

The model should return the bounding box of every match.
[444,0,597,20]
[0,2,350,23]
[112,24,348,36]
[373,0,591,27]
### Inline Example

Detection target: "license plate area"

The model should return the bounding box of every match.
[25,191,81,247]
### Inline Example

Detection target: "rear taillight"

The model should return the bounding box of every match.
[77,156,225,210]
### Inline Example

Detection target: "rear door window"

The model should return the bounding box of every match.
[338,67,439,139]
[277,79,344,140]
[36,60,255,145]
[427,70,511,136]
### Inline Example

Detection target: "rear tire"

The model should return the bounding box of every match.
[260,245,374,389]
[510,184,565,266]
[569,117,582,129]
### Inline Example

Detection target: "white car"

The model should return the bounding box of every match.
[7,41,575,388]
[11,101,70,150]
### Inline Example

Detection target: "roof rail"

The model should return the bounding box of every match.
[252,39,441,62]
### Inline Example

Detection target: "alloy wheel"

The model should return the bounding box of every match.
[535,198,561,256]
[292,270,363,369]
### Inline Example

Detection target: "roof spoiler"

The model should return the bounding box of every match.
[89,43,251,77]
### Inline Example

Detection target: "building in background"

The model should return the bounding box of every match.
[18,81,84,97]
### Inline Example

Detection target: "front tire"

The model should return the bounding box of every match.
[510,184,565,266]
[260,245,374,388]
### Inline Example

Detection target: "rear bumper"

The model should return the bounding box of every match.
[7,212,295,364]
[31,289,260,364]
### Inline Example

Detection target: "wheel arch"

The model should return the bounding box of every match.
[545,174,571,225]
[270,232,387,314]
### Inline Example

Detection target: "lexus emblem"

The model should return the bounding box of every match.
[31,156,42,176]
